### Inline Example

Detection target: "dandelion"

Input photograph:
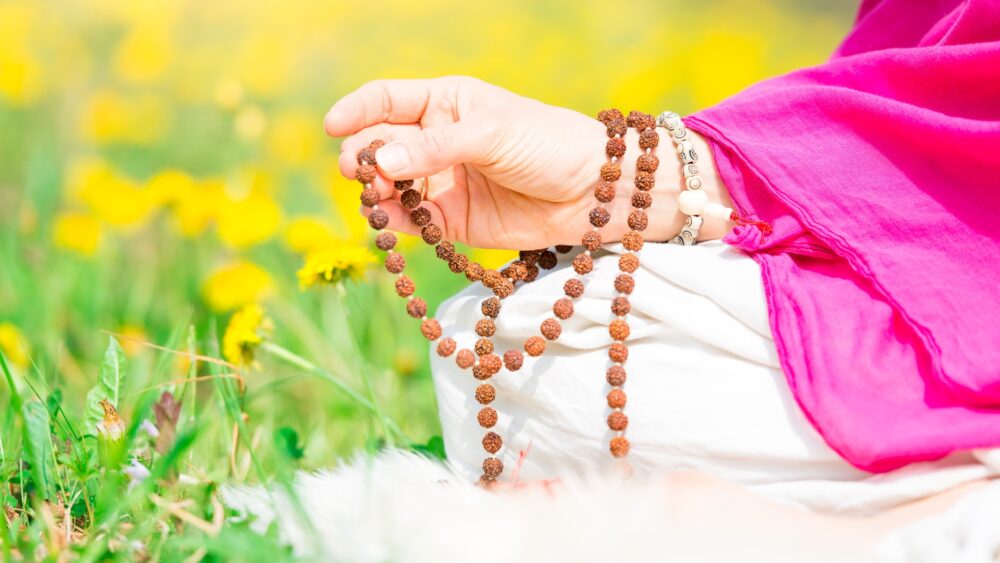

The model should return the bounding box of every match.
[0,322,30,368]
[216,192,282,249]
[222,304,274,368]
[202,261,274,313]
[266,109,321,166]
[52,211,102,256]
[96,399,127,469]
[283,216,336,254]
[296,244,376,289]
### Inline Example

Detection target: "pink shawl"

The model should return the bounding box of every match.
[686,0,1000,472]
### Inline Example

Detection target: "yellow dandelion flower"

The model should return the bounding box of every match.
[222,304,273,368]
[78,89,170,145]
[112,23,173,84]
[202,261,275,313]
[78,172,154,230]
[117,325,148,357]
[145,169,195,208]
[266,109,321,166]
[216,192,282,249]
[171,178,224,237]
[284,216,336,254]
[0,322,30,368]
[53,211,102,256]
[297,244,376,289]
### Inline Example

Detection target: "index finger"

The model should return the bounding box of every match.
[324,78,436,137]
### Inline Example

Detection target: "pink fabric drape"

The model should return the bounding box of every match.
[686,0,1000,472]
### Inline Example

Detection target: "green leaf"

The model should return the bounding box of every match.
[83,337,127,436]
[275,427,304,461]
[411,435,447,460]
[21,401,54,500]
[0,351,22,411]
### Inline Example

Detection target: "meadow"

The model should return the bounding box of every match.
[0,0,852,559]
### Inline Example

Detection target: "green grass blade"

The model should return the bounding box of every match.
[20,401,54,500]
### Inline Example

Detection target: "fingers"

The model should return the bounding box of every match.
[374,121,496,180]
[325,78,442,137]
[360,197,447,241]
[339,122,421,198]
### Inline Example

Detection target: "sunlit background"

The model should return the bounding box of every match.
[0,0,854,462]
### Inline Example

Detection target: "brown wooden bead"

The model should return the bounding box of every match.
[368,209,389,230]
[475,318,496,337]
[505,260,528,281]
[493,279,514,298]
[582,230,602,251]
[637,153,659,173]
[448,254,469,274]
[615,274,635,294]
[475,384,496,404]
[540,318,562,340]
[524,336,546,357]
[610,437,630,458]
[622,231,644,252]
[478,407,498,428]
[360,188,379,208]
[572,253,593,275]
[503,349,523,371]
[357,146,377,166]
[465,262,485,282]
[607,389,627,409]
[384,252,405,274]
[600,162,622,182]
[634,171,655,192]
[589,207,610,228]
[482,432,503,454]
[479,353,502,375]
[537,250,557,270]
[481,297,501,318]
[639,129,659,150]
[608,411,628,431]
[626,111,655,131]
[595,180,616,203]
[609,319,630,341]
[628,210,649,232]
[605,137,626,158]
[609,342,629,363]
[606,117,627,137]
[597,108,623,124]
[482,269,502,289]
[482,456,503,478]
[421,224,442,245]
[523,264,539,282]
[436,337,457,357]
[606,365,627,386]
[611,296,631,317]
[435,241,455,261]
[394,179,413,191]
[475,338,494,356]
[394,275,415,297]
[410,207,431,226]
[519,249,542,264]
[375,231,397,251]
[564,278,585,298]
[420,318,442,341]
[473,365,491,381]
[618,253,639,273]
[553,298,574,320]
[456,349,475,369]
[632,191,652,209]
[356,164,377,184]
[406,297,427,318]
[401,189,422,209]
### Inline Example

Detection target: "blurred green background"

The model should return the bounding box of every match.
[0,0,856,464]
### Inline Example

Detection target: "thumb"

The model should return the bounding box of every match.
[373,122,493,179]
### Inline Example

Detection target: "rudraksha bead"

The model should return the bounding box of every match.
[360,188,379,207]
[540,318,562,340]
[632,191,652,209]
[482,457,503,478]
[481,297,501,318]
[595,180,616,203]
[356,164,377,183]
[357,146,377,166]
[637,153,659,173]
[407,297,427,318]
[420,318,442,340]
[606,137,626,158]
[610,437,630,458]
[553,298,574,320]
[622,231,644,252]
[384,253,405,274]
[519,249,542,264]
[448,254,469,274]
[476,318,496,337]
[475,338,494,356]
[600,162,622,182]
[524,336,546,357]
[394,275,415,297]
[523,264,540,282]
[401,189,422,209]
[436,337,457,357]
[475,384,496,404]
[503,349,523,371]
[368,209,389,230]
[465,262,485,282]
[597,108,623,124]
[582,230,602,251]
[479,353,502,375]
[538,250,558,270]
[607,389,627,409]
[473,363,491,381]
[618,253,639,273]
[478,407,498,428]
[436,241,455,261]
[572,253,593,275]
[482,269,502,289]
[482,432,503,454]
[589,207,610,228]
[505,260,528,281]
[606,117,627,137]
[493,279,514,298]
[564,278,585,298]
[394,179,413,190]
[607,411,628,431]
[456,349,475,369]
[410,207,431,226]
[375,231,397,251]
[634,171,655,192]
[627,111,656,132]
[421,224,443,245]
[606,365,627,386]
[609,319,630,341]
[611,296,631,317]
[615,274,635,294]
[609,342,629,363]
[628,210,648,232]
[639,129,659,150]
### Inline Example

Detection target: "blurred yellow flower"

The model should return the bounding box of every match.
[297,244,376,289]
[236,34,293,97]
[234,105,267,141]
[53,211,102,256]
[171,178,224,237]
[202,261,275,313]
[113,24,173,83]
[78,89,170,145]
[0,322,31,368]
[145,169,196,208]
[216,193,282,249]
[222,304,273,368]
[0,3,43,104]
[284,216,336,254]
[327,168,371,241]
[470,248,519,270]
[78,172,154,230]
[117,325,148,357]
[266,109,321,166]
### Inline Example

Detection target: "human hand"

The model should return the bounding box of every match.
[325,76,726,249]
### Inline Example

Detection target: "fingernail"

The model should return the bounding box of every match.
[376,143,410,174]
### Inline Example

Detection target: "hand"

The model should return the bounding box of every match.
[325,76,727,249]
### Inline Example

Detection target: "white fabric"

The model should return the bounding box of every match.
[431,241,998,515]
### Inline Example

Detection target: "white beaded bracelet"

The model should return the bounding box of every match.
[656,111,734,245]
